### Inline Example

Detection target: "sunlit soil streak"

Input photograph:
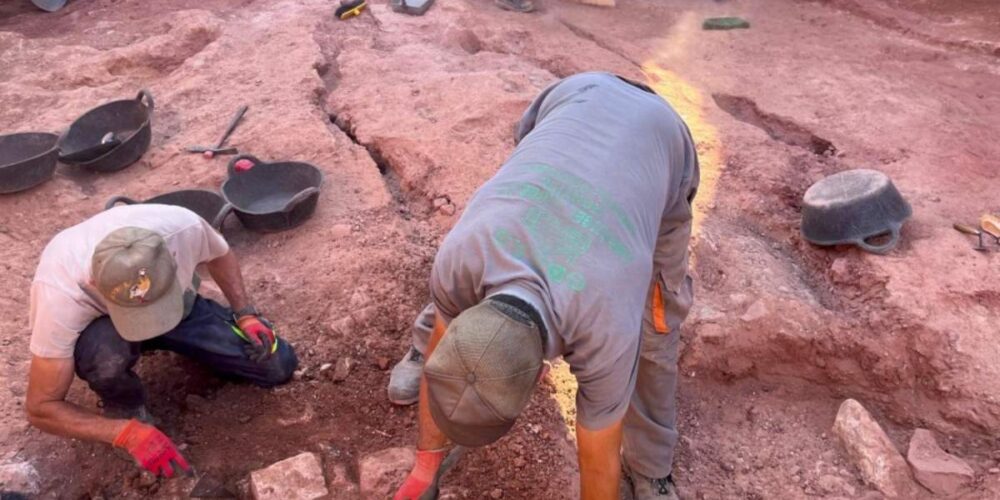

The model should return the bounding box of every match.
[547,359,579,440]
[545,63,724,442]
[641,61,724,250]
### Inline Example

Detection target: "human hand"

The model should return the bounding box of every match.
[236,315,277,362]
[393,448,447,500]
[113,419,192,478]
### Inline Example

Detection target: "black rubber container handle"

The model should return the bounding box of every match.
[855,222,902,255]
[136,89,155,112]
[211,203,235,230]
[104,195,139,210]
[227,154,263,176]
[281,187,320,213]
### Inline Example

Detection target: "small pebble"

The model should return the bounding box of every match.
[137,471,157,488]
[332,357,353,382]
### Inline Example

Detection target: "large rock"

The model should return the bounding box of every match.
[250,452,329,500]
[0,461,40,495]
[832,399,914,498]
[359,447,415,499]
[906,428,975,495]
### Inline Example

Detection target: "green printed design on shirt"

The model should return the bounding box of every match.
[493,163,635,293]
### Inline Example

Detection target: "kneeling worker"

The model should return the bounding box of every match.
[390,72,700,499]
[25,204,298,477]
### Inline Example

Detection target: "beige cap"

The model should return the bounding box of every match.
[424,299,544,447]
[91,227,184,342]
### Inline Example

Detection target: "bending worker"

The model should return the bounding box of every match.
[389,71,700,499]
[25,204,298,477]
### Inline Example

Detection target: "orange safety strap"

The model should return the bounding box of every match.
[651,282,670,334]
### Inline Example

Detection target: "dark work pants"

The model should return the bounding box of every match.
[74,295,298,410]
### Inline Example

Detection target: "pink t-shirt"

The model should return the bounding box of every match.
[29,204,230,358]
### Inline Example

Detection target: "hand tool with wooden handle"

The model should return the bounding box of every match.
[186,105,248,158]
[954,222,988,252]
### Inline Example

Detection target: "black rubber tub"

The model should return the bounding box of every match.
[801,168,912,254]
[0,132,59,194]
[220,154,324,232]
[105,189,233,230]
[58,90,154,173]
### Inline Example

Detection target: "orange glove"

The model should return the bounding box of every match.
[236,315,277,362]
[393,449,447,500]
[113,419,192,478]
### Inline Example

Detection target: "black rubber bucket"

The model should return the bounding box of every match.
[58,90,154,173]
[0,132,59,194]
[801,169,912,254]
[104,189,233,230]
[221,154,324,233]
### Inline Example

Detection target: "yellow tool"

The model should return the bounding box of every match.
[335,0,366,20]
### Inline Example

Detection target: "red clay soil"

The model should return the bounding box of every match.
[1,0,999,498]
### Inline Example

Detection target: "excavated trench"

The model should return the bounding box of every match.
[712,93,837,156]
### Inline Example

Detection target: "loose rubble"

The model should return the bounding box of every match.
[906,428,975,495]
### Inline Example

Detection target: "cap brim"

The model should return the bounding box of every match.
[428,391,514,447]
[31,0,68,12]
[106,277,185,342]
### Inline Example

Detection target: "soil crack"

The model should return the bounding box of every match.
[328,113,390,175]
[712,93,837,156]
[557,18,642,68]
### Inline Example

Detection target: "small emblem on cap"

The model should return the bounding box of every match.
[128,268,152,302]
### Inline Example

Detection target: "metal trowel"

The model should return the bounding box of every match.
[954,223,988,252]
[391,0,435,16]
[190,474,235,498]
[980,214,1000,244]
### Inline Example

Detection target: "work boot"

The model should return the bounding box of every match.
[387,346,423,405]
[627,470,680,500]
[495,0,535,13]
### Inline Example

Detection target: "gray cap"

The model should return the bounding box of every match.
[31,0,68,12]
[424,298,544,447]
[92,227,184,342]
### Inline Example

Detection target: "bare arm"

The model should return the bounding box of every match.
[25,355,127,443]
[576,418,624,500]
[416,313,450,451]
[205,250,251,313]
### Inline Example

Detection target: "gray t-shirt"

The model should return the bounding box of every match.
[430,72,698,430]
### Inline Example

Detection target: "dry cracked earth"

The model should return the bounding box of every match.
[0,0,999,498]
